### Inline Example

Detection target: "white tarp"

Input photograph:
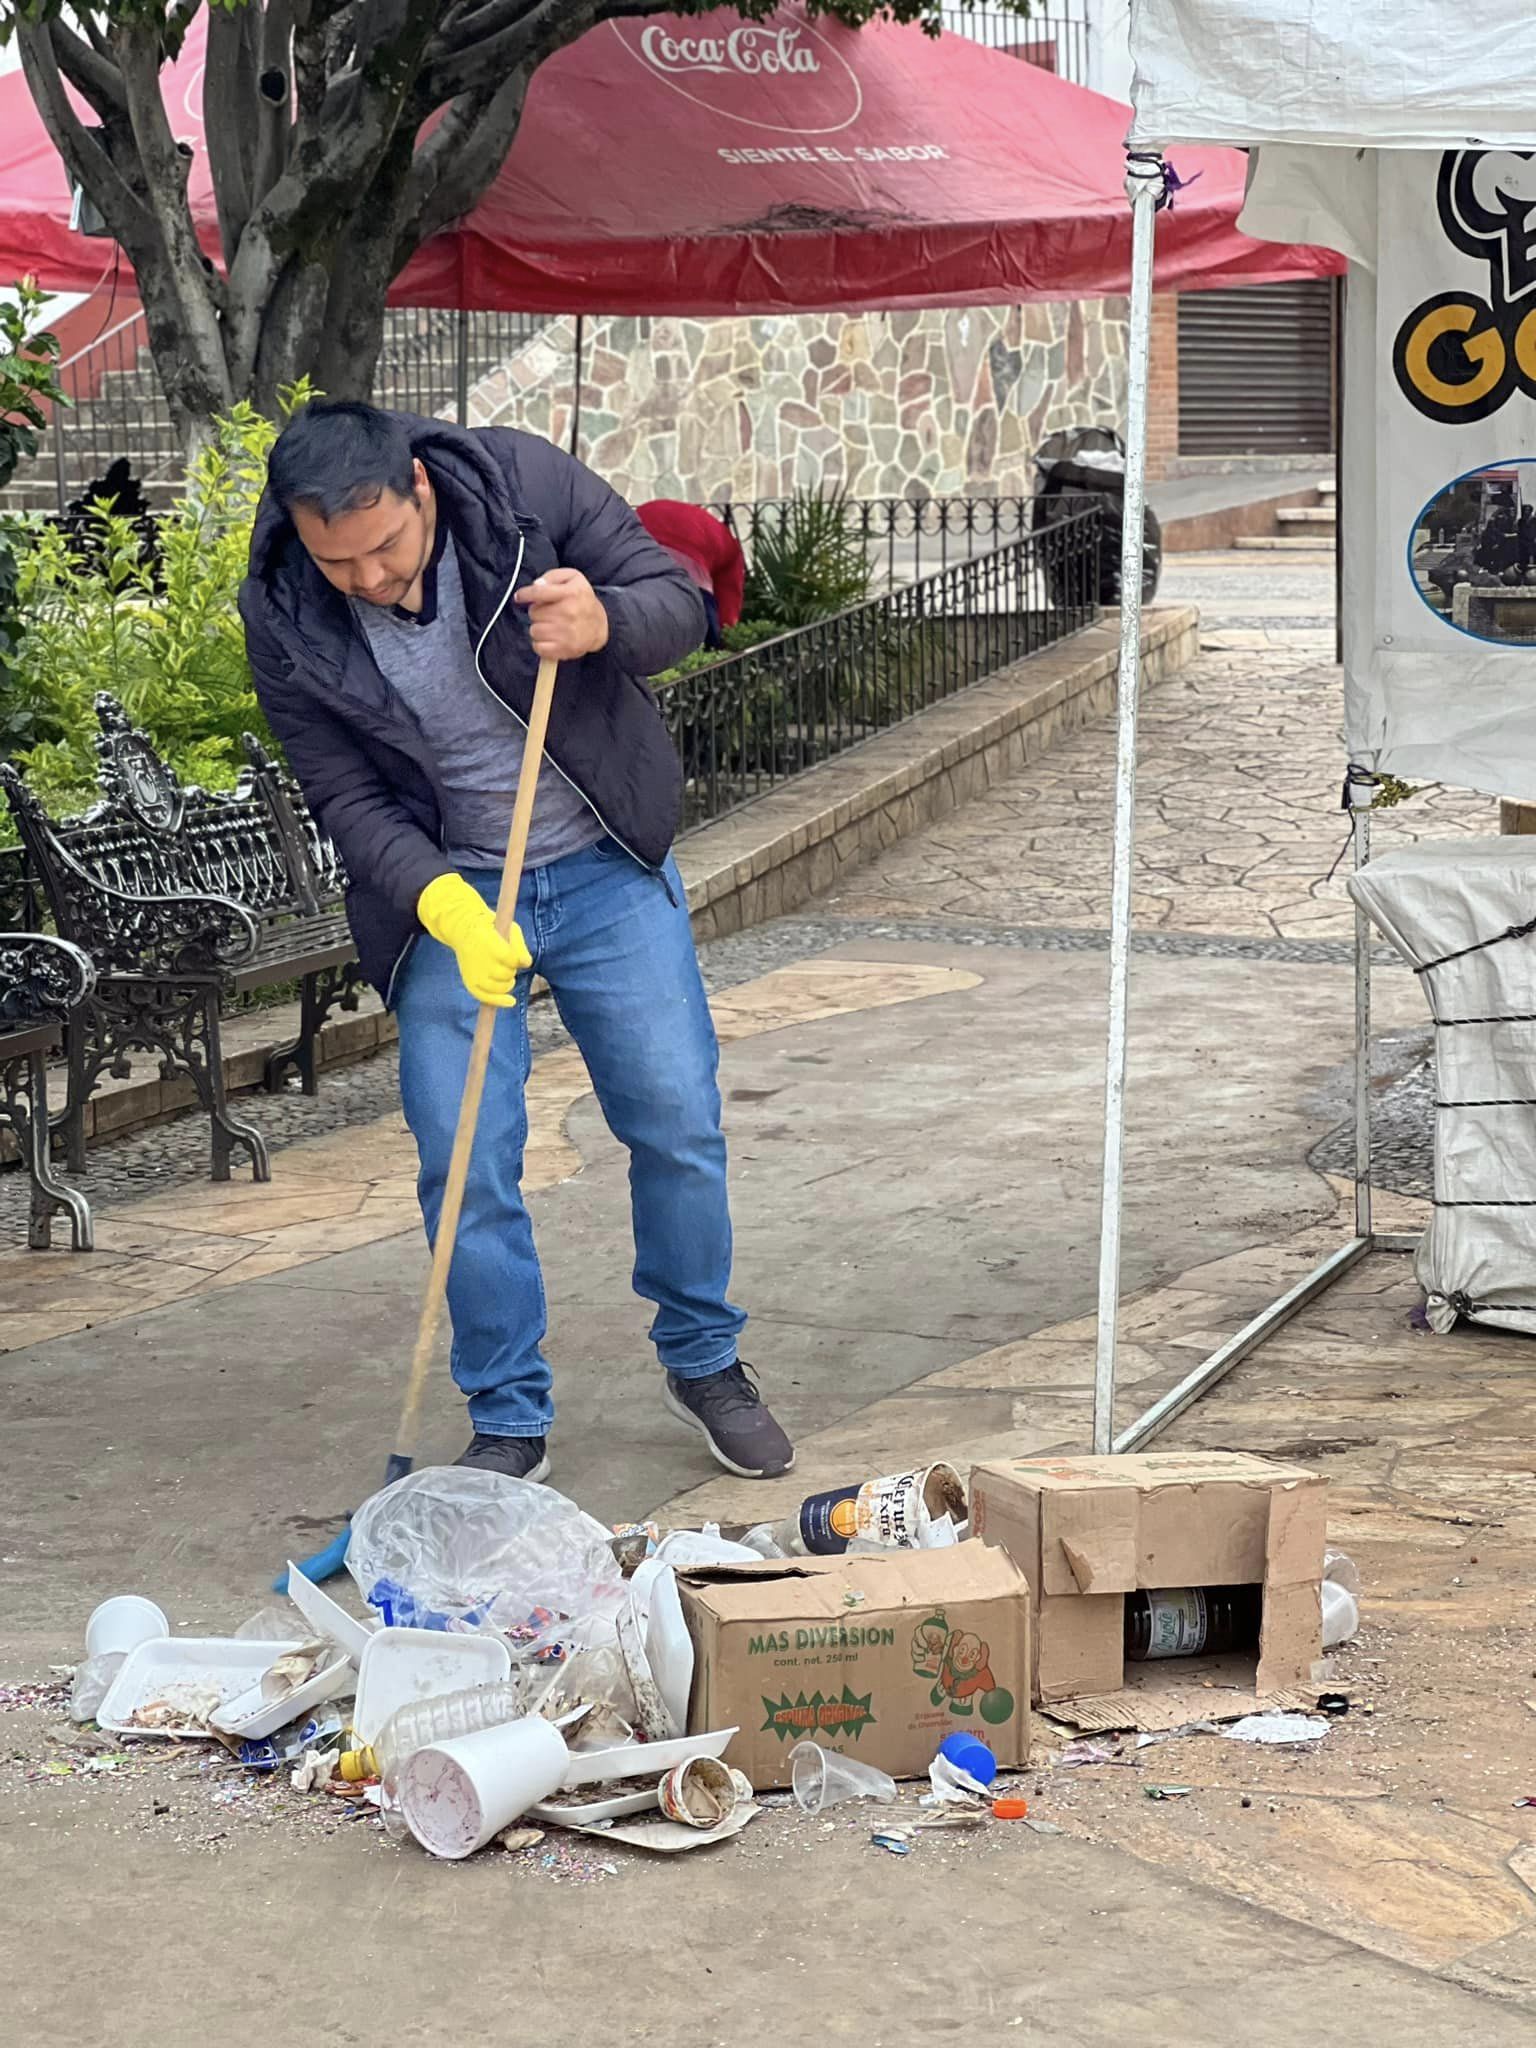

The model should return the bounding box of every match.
[1241,146,1536,799]
[1129,0,1536,149]
[1348,840,1536,1334]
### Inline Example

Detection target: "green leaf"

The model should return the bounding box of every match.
[0,392,282,837]
[741,490,876,629]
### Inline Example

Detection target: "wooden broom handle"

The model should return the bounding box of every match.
[393,656,558,1463]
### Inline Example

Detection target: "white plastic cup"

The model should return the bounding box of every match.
[397,1715,570,1859]
[84,1595,170,1662]
[789,1738,898,1813]
[1321,1577,1360,1649]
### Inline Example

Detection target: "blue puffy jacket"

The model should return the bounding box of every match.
[240,415,705,1000]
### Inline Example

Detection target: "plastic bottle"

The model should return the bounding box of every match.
[1124,1584,1263,1661]
[338,1677,537,1784]
[1321,1550,1362,1649]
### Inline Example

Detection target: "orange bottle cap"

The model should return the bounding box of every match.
[992,1796,1029,1820]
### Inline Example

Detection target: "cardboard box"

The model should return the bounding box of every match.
[970,1450,1327,1710]
[676,1545,1032,1789]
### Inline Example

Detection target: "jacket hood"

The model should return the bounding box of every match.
[244,412,528,654]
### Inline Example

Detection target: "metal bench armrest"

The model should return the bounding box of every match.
[0,932,97,1026]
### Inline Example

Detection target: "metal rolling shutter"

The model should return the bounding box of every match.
[1177,281,1336,455]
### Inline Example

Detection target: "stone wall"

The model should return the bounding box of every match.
[468,300,1128,504]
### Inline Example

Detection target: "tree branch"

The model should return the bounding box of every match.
[255,0,297,204]
[419,0,600,100]
[433,0,542,51]
[48,19,128,113]
[204,1,262,266]
[396,68,530,257]
[161,0,209,60]
[15,26,152,251]
[114,22,232,404]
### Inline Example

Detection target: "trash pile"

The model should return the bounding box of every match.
[55,1451,1363,1869]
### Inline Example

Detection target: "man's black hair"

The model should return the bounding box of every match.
[267,399,418,520]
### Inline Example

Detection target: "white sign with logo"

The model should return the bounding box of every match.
[1245,146,1536,796]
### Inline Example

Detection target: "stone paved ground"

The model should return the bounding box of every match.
[0,551,1459,1250]
[7,546,1533,2045]
[824,551,1493,942]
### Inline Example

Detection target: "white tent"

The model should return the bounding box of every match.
[1095,2,1536,1450]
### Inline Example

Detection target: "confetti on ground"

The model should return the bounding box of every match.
[0,1679,70,1713]
[522,1834,622,1885]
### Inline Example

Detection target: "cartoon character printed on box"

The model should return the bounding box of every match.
[910,1611,950,1681]
[934,1630,995,1716]
[913,1609,1016,1726]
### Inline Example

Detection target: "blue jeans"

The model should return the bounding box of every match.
[395,839,747,1437]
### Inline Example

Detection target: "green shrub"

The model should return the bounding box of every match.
[651,617,782,685]
[0,280,65,750]
[2,386,311,824]
[741,490,875,628]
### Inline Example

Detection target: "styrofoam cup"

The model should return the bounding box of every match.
[398,1716,569,1859]
[657,1754,737,1828]
[85,1596,170,1662]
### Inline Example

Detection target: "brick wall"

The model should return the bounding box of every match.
[1145,292,1179,482]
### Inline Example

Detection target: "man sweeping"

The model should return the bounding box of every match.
[240,400,794,1483]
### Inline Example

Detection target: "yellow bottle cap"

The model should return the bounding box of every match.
[338,1746,377,1783]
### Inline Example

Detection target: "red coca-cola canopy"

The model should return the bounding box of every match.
[0,7,1338,313]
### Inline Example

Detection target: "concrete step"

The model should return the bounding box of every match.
[1276,506,1337,526]
[1317,479,1336,498]
[1232,534,1336,551]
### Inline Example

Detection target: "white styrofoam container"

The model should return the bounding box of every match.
[527,1784,662,1825]
[98,1637,305,1738]
[560,1727,737,1789]
[285,1561,375,1664]
[351,1627,512,1746]
[210,1650,355,1741]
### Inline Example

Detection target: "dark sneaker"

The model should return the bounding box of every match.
[664,1363,795,1479]
[456,1433,551,1484]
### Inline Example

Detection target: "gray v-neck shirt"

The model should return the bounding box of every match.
[350,537,602,871]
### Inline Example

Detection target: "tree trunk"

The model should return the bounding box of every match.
[312,133,419,404]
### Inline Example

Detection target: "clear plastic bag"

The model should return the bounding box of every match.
[346,1465,625,1653]
[234,1606,302,1641]
[69,1651,125,1723]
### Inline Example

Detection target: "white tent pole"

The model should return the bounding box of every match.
[1092,151,1164,1456]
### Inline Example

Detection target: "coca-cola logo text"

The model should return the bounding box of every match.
[615,12,863,134]
[639,24,819,78]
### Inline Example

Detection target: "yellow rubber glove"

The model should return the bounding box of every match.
[416,874,532,1008]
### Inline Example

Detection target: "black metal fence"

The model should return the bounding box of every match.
[372,308,546,424]
[713,493,1040,591]
[658,505,1100,832]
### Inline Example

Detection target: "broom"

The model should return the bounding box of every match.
[275,654,559,1590]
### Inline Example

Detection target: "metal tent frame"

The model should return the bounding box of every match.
[1090,153,1416,1456]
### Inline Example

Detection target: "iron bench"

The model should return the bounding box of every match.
[0,929,96,1250]
[0,694,360,1184]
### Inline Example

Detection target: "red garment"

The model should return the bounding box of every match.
[636,502,745,629]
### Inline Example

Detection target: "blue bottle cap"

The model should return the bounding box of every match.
[938,1731,998,1784]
